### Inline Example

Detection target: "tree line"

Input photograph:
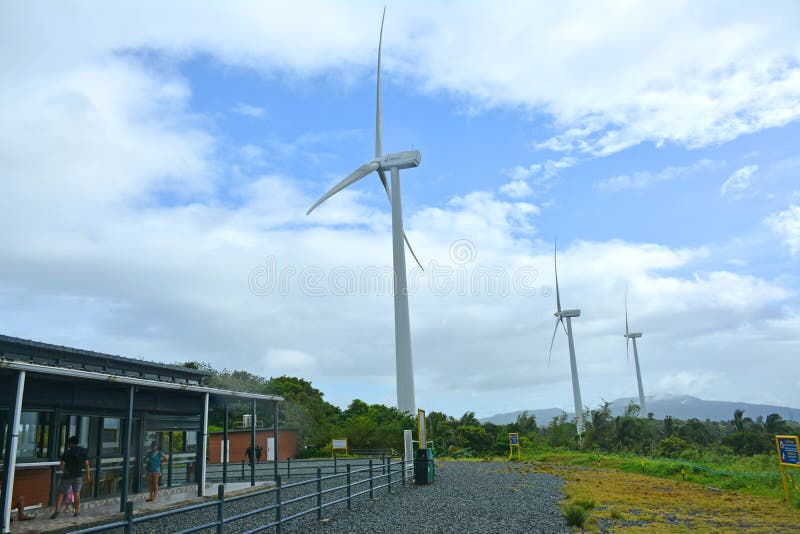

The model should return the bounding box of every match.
[187,364,799,459]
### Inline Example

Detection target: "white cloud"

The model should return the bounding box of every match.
[596,159,715,191]
[4,2,798,161]
[504,164,541,181]
[721,164,759,197]
[765,205,800,255]
[499,180,533,199]
[2,2,800,416]
[232,103,265,117]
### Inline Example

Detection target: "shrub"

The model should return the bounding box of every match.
[564,505,588,527]
[574,498,596,510]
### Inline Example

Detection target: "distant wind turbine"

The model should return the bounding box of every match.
[624,287,646,416]
[548,239,584,435]
[307,7,420,414]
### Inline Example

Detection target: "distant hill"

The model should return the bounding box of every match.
[481,395,800,425]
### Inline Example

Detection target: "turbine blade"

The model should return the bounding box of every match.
[404,232,424,271]
[307,162,379,215]
[375,6,385,159]
[554,237,562,313]
[560,317,568,338]
[625,285,630,336]
[379,169,423,270]
[626,336,630,363]
[548,319,560,367]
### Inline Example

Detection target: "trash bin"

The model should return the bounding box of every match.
[414,448,434,484]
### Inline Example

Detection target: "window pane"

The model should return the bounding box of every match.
[17,411,51,460]
[102,418,122,455]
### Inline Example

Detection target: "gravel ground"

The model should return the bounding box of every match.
[64,460,569,533]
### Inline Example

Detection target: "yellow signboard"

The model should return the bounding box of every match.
[508,432,520,460]
[775,435,800,503]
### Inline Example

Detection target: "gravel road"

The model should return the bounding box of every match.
[66,460,569,533]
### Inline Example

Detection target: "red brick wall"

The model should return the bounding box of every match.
[12,466,52,507]
[207,430,297,463]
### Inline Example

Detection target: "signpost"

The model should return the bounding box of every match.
[508,432,520,460]
[332,438,348,457]
[775,435,800,503]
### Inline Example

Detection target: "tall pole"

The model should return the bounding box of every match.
[222,403,229,483]
[250,399,256,486]
[198,393,209,497]
[120,385,134,512]
[565,318,584,435]
[1,371,25,534]
[632,338,646,416]
[273,401,279,482]
[390,166,415,414]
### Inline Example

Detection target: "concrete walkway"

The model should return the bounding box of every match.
[9,481,271,533]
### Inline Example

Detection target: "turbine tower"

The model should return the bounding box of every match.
[548,239,584,435]
[625,288,646,416]
[307,8,420,414]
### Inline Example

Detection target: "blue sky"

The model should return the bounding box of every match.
[2,1,800,419]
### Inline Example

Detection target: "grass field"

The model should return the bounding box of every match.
[504,450,800,532]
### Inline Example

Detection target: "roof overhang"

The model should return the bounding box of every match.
[0,359,283,403]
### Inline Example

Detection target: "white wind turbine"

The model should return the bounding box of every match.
[624,287,646,416]
[548,239,584,435]
[307,7,421,414]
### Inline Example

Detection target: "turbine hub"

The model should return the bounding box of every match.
[555,309,581,318]
[625,332,643,338]
[379,150,421,170]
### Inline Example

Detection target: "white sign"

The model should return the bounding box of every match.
[332,438,348,450]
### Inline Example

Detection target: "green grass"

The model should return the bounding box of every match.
[520,448,787,501]
[563,505,588,527]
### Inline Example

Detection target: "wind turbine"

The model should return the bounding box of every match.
[548,239,584,435]
[307,7,420,414]
[624,288,646,416]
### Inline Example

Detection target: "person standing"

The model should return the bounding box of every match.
[256,445,263,463]
[246,445,254,465]
[144,440,168,502]
[51,436,91,518]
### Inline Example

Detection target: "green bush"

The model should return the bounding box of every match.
[564,505,588,527]
[574,498,596,510]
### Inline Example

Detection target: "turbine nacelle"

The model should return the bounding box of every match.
[380,150,421,170]
[625,332,642,338]
[555,309,581,318]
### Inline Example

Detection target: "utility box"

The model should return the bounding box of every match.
[414,448,434,484]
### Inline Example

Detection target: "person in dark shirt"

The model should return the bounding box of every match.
[246,445,255,465]
[256,445,263,462]
[51,436,91,518]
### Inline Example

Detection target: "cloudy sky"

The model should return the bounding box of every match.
[2,1,800,418]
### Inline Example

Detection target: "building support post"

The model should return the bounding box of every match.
[120,385,134,512]
[250,399,256,486]
[222,403,229,484]
[1,370,26,534]
[198,393,209,497]
[273,401,279,482]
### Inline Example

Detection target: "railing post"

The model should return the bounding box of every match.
[216,484,225,534]
[275,475,282,534]
[316,467,322,521]
[369,459,374,499]
[346,464,352,510]
[381,453,385,474]
[124,500,133,534]
[241,459,245,480]
[387,457,392,494]
[333,453,337,474]
[287,457,291,480]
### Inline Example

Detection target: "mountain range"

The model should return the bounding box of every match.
[480,395,800,425]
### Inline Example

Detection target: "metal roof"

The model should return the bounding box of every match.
[0,334,211,385]
[0,359,283,402]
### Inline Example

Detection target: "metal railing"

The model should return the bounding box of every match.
[71,457,413,534]
[207,454,398,482]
